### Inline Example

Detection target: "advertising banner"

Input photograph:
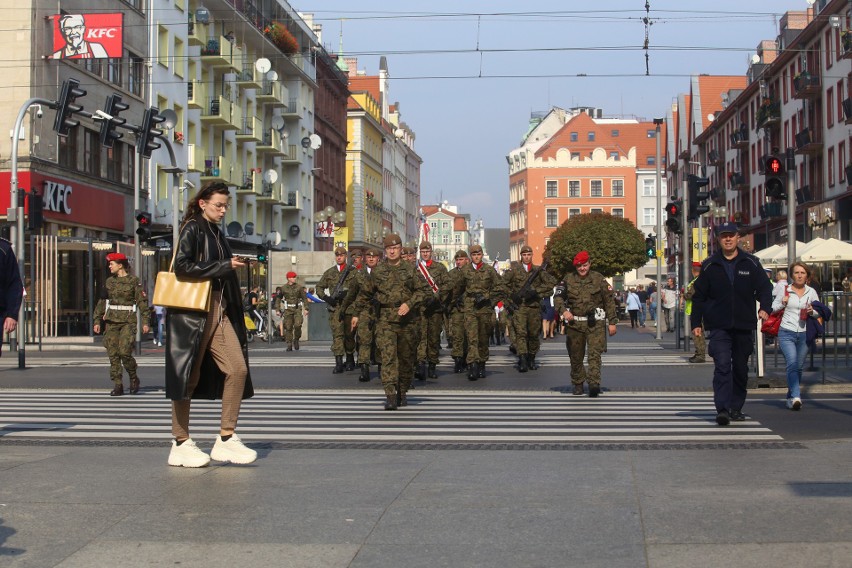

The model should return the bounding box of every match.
[51,13,124,59]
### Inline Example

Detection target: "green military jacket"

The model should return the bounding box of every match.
[93,275,148,324]
[455,262,507,314]
[317,262,361,315]
[416,259,449,313]
[342,265,377,319]
[279,282,307,311]
[503,262,557,308]
[354,259,430,324]
[561,271,618,325]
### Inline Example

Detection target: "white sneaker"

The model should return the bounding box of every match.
[211,434,257,464]
[785,397,803,410]
[168,438,211,468]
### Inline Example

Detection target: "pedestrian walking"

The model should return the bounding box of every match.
[93,252,150,396]
[772,262,819,411]
[165,181,256,467]
[0,237,23,354]
[661,277,677,332]
[317,246,360,373]
[625,288,641,328]
[690,222,772,426]
[635,285,648,327]
[280,271,308,351]
[153,305,165,346]
[683,262,707,363]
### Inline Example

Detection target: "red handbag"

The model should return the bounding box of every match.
[761,310,783,336]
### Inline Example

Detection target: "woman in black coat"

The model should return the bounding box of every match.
[165,182,255,468]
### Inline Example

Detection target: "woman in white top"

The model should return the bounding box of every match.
[625,289,642,328]
[771,262,819,410]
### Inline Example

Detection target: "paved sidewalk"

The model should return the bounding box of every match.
[1,440,852,567]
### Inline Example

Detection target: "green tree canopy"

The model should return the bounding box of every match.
[544,213,649,278]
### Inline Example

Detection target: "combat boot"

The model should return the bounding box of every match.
[427,362,437,378]
[453,357,462,373]
[528,353,540,370]
[478,362,486,379]
[384,393,398,410]
[332,355,345,374]
[359,363,371,382]
[415,361,426,380]
[588,384,601,398]
[509,344,517,355]
[468,362,479,381]
[294,338,299,350]
[344,353,356,371]
[518,355,528,373]
[110,383,124,397]
[129,377,140,395]
[286,343,293,352]
[572,383,584,396]
[399,392,408,407]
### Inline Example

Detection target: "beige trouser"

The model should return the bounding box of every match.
[172,295,248,439]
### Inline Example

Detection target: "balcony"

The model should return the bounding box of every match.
[279,190,302,209]
[200,155,234,184]
[281,98,301,117]
[729,171,749,191]
[708,149,723,167]
[792,72,821,100]
[280,144,300,164]
[201,96,241,130]
[843,98,852,125]
[794,128,823,156]
[187,81,205,110]
[730,126,749,150]
[235,116,262,143]
[842,31,852,60]
[256,129,285,156]
[760,201,785,219]
[795,185,814,206]
[258,181,281,202]
[255,80,285,107]
[200,37,242,72]
[187,144,202,173]
[846,164,852,187]
[755,99,780,129]
[236,65,264,90]
[236,171,261,195]
[187,16,206,47]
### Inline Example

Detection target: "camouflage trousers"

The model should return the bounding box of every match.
[507,311,517,347]
[103,321,138,384]
[376,315,417,396]
[512,305,541,355]
[328,309,355,356]
[693,326,707,358]
[449,310,467,359]
[281,309,303,345]
[357,313,378,363]
[464,310,492,364]
[564,320,607,386]
[417,310,444,363]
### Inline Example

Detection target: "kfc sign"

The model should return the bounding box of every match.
[51,13,124,59]
[43,180,73,214]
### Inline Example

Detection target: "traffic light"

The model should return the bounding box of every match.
[27,190,43,231]
[687,174,710,220]
[135,210,152,241]
[764,155,786,200]
[665,201,683,234]
[645,235,656,259]
[256,245,268,264]
[136,106,165,158]
[53,78,87,137]
[99,93,129,148]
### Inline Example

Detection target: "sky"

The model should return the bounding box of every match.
[295,1,811,228]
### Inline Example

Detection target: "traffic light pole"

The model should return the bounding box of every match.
[786,148,796,266]
[654,119,663,341]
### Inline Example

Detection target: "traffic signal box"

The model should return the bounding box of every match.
[665,201,682,234]
[135,210,152,241]
[764,155,786,200]
[687,174,710,220]
[99,93,129,148]
[53,78,87,137]
[645,235,656,259]
[137,106,166,158]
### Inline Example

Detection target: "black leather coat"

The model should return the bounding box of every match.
[165,215,253,401]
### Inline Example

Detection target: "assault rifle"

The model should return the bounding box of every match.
[508,260,549,314]
[325,262,353,310]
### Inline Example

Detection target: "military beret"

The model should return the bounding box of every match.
[469,244,483,254]
[334,246,347,255]
[573,250,590,266]
[520,245,533,254]
[692,262,701,268]
[402,246,415,255]
[350,248,362,257]
[286,271,297,279]
[383,233,402,248]
[419,241,432,251]
[365,248,380,257]
[454,250,469,259]
[106,252,127,262]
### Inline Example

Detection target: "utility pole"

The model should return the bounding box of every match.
[786,147,796,264]
[653,118,664,340]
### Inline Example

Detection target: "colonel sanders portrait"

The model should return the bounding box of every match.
[52,14,108,59]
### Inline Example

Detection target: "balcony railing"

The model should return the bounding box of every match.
[729,172,748,190]
[755,99,781,129]
[794,128,823,156]
[793,73,821,99]
[730,126,749,149]
[760,201,785,219]
[843,98,852,125]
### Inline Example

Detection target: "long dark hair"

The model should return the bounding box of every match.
[183,182,230,222]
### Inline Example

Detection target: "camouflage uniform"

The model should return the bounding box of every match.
[280,282,307,350]
[444,255,469,373]
[561,270,617,392]
[93,274,148,390]
[341,252,381,382]
[317,252,361,372]
[503,254,557,371]
[415,255,449,378]
[683,272,706,362]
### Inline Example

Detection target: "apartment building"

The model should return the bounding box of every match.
[421,204,471,263]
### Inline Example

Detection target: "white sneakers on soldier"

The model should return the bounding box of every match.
[211,434,257,464]
[168,438,211,468]
[786,397,803,411]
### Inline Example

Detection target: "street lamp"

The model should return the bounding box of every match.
[314,206,347,248]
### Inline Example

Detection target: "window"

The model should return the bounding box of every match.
[157,25,169,67]
[58,129,78,170]
[546,208,558,227]
[828,146,835,187]
[612,208,624,218]
[430,221,437,230]
[442,234,449,244]
[570,152,580,160]
[546,180,557,198]
[840,140,847,183]
[647,130,656,138]
[610,151,620,161]
[838,80,845,123]
[454,233,461,244]
[587,131,595,141]
[570,132,578,142]
[174,37,185,78]
[611,129,619,137]
[569,208,581,217]
[128,53,144,97]
[106,58,122,87]
[642,207,657,226]
[611,179,624,197]
[827,87,834,127]
[642,179,656,196]
[590,208,603,214]
[83,58,102,77]
[646,156,656,165]
[568,180,580,197]
[591,180,602,197]
[442,221,449,229]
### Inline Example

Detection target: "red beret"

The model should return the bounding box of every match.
[286,271,297,279]
[106,252,127,262]
[573,251,590,266]
[692,262,701,268]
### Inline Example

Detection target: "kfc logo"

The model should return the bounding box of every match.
[51,13,123,59]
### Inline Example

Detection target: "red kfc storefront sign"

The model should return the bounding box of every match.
[50,13,124,59]
[1,172,125,232]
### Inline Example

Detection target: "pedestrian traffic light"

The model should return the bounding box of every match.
[53,78,87,137]
[256,245,268,264]
[98,93,129,148]
[645,235,656,259]
[687,174,711,220]
[135,210,152,241]
[27,190,43,231]
[665,201,682,234]
[136,106,165,158]
[764,155,787,200]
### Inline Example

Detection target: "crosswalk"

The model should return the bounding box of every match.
[0,390,781,444]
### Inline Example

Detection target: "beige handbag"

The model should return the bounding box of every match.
[152,250,212,312]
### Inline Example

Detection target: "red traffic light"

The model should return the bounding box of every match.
[665,202,680,216]
[766,156,783,175]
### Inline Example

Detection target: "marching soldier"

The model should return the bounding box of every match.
[454,244,507,380]
[352,234,429,410]
[415,241,449,379]
[280,271,308,351]
[445,250,470,373]
[504,245,556,372]
[317,246,359,373]
[351,247,381,381]
[560,250,618,397]
[93,252,150,396]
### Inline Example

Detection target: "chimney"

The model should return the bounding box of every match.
[780,11,810,32]
[756,40,777,65]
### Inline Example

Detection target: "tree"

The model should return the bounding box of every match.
[544,213,649,278]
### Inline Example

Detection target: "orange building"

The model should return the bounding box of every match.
[508,108,665,259]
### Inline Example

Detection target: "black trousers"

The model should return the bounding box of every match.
[707,328,754,412]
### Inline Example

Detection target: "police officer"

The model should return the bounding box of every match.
[560,250,617,397]
[454,244,507,380]
[352,234,429,410]
[93,252,150,396]
[683,262,706,363]
[503,245,556,372]
[444,250,470,373]
[280,271,308,351]
[317,246,359,373]
[0,237,23,351]
[415,241,449,379]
